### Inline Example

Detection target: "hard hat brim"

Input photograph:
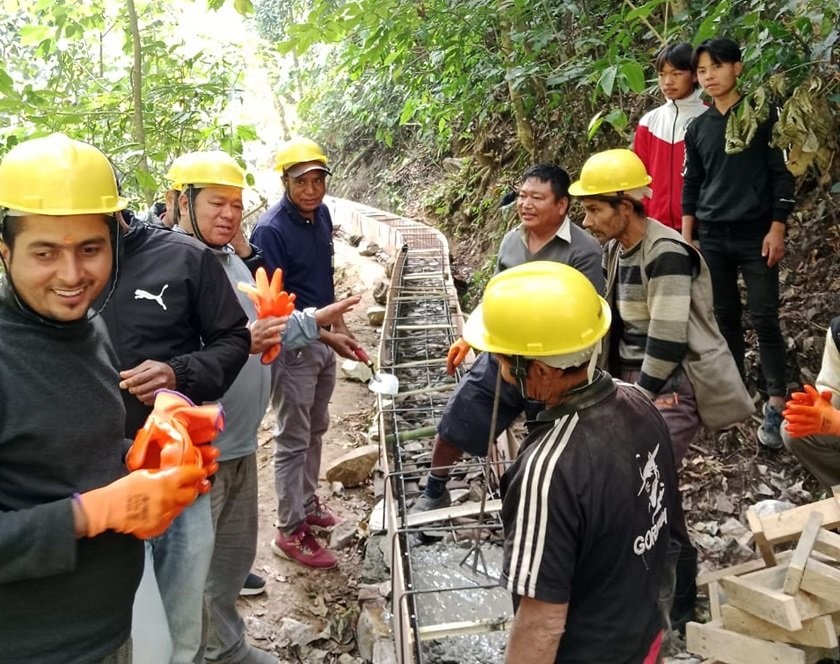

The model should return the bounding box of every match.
[282,162,332,177]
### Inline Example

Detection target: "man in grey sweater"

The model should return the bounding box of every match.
[0,134,205,664]
[413,164,604,515]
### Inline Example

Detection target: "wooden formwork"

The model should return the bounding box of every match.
[345,198,513,663]
[690,489,840,664]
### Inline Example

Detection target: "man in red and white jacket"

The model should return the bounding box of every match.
[633,43,706,231]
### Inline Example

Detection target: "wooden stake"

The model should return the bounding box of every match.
[800,557,840,603]
[405,499,503,528]
[719,574,803,630]
[417,617,513,641]
[784,512,824,594]
[747,507,777,566]
[721,605,838,648]
[686,620,808,664]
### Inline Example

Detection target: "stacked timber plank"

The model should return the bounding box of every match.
[687,489,840,664]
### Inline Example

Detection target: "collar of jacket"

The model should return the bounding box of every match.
[534,370,616,420]
[667,88,706,112]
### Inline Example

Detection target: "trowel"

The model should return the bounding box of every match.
[353,347,399,396]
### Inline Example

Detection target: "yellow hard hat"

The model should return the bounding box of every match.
[165,151,247,191]
[273,137,330,175]
[568,149,652,197]
[0,133,127,215]
[463,261,611,361]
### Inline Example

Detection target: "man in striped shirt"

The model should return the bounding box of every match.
[572,149,718,633]
[462,262,679,663]
[573,149,699,464]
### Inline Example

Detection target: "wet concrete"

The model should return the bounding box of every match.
[410,541,511,663]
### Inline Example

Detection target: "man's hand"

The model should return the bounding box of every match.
[321,330,361,360]
[784,384,840,438]
[762,221,786,267]
[315,295,362,329]
[229,225,253,258]
[77,466,206,539]
[447,338,471,375]
[249,316,288,355]
[119,360,177,405]
[681,215,699,250]
[125,390,224,492]
[238,267,297,363]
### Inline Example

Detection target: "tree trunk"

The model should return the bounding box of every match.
[497,4,535,160]
[126,0,154,206]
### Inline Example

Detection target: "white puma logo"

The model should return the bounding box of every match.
[134,284,169,311]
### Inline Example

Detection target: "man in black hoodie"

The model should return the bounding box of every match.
[101,207,250,663]
[682,37,795,450]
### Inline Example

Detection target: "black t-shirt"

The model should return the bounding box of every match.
[500,373,679,663]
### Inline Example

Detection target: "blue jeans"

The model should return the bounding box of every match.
[698,222,786,397]
[149,493,214,664]
[202,455,259,663]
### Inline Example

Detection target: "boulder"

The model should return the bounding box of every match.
[330,519,358,550]
[372,280,389,305]
[372,640,398,664]
[340,359,372,383]
[356,596,391,662]
[359,242,380,257]
[366,306,386,326]
[325,445,380,487]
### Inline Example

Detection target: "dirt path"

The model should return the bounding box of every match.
[240,237,386,662]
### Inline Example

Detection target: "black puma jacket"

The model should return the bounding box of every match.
[100,213,250,437]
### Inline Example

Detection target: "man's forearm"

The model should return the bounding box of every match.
[505,596,567,664]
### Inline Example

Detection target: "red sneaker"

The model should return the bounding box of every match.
[271,524,337,569]
[305,497,344,532]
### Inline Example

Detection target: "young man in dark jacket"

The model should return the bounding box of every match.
[682,37,795,449]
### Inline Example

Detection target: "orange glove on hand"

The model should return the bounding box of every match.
[446,338,471,376]
[126,390,223,492]
[79,466,206,539]
[783,385,840,438]
[238,267,297,364]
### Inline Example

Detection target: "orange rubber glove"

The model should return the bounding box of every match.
[446,338,471,375]
[78,466,206,539]
[126,390,223,492]
[238,267,297,364]
[783,385,840,438]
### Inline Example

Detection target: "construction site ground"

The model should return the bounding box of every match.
[239,232,829,663]
[241,238,386,663]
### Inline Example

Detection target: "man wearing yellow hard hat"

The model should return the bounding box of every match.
[0,133,207,663]
[130,149,358,662]
[462,260,679,663]
[101,149,258,663]
[250,137,362,569]
[572,148,754,632]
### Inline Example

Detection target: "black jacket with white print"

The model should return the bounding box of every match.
[100,212,250,437]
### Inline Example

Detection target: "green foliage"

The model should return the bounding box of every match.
[252,0,837,191]
[0,0,253,208]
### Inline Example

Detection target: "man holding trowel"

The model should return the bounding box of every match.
[412,164,603,517]
[251,137,363,569]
